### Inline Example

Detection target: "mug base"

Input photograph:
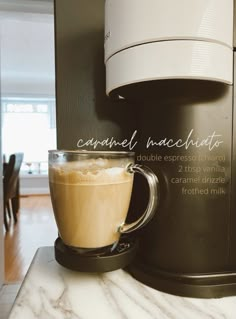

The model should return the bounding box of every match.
[66,241,119,257]
[54,236,139,272]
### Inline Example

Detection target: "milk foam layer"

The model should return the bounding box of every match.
[49,158,133,184]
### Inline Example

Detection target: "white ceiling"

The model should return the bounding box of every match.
[0,0,55,96]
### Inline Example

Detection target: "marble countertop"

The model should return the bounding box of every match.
[9,247,236,319]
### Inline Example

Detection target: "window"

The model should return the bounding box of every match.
[2,97,56,175]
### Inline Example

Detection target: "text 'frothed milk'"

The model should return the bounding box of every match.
[49,158,134,248]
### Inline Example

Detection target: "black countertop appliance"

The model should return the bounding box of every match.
[54,0,236,298]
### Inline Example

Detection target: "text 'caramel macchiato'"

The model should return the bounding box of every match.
[49,159,133,248]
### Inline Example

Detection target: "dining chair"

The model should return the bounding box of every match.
[3,153,24,231]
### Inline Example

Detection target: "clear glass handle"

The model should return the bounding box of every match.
[118,164,160,234]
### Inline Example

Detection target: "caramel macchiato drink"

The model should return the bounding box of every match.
[49,159,134,248]
[49,150,159,257]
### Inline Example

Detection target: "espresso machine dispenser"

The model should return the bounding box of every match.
[54,0,236,298]
[104,0,236,298]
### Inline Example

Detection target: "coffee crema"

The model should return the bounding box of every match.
[49,160,134,248]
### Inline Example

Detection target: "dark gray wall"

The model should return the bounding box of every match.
[231,52,236,266]
[54,0,137,151]
[234,0,236,48]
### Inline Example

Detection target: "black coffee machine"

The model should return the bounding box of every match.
[54,0,236,297]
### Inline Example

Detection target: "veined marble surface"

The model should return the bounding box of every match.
[9,247,236,319]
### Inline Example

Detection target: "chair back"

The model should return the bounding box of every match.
[4,153,24,201]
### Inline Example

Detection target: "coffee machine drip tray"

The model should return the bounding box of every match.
[128,262,236,298]
[54,237,139,272]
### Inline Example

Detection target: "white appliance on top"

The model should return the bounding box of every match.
[104,0,234,96]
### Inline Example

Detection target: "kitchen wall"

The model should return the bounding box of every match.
[0,11,55,97]
[0,84,3,289]
[0,0,54,287]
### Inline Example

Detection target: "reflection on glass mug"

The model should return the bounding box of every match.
[49,150,160,255]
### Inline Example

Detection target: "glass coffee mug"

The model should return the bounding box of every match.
[49,150,159,256]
